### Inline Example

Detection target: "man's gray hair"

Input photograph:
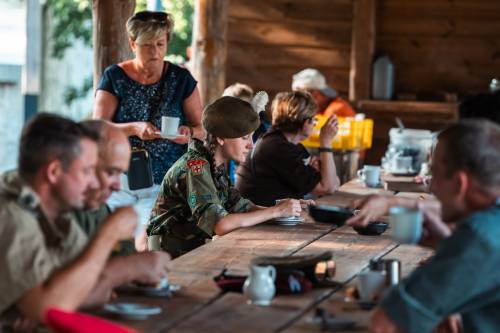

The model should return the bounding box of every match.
[438,119,500,194]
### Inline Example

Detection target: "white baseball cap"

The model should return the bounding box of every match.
[292,68,338,98]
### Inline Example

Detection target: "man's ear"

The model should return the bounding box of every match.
[45,160,63,185]
[455,170,469,201]
[216,137,225,146]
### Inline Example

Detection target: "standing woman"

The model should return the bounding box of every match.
[93,11,203,185]
[148,96,303,258]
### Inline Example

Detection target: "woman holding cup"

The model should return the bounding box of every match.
[93,11,203,185]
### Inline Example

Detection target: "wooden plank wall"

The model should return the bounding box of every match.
[378,0,500,95]
[226,0,353,100]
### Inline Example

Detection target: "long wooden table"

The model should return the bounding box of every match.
[105,179,433,332]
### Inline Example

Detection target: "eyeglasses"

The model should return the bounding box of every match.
[132,11,168,24]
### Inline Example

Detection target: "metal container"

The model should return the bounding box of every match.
[369,258,401,286]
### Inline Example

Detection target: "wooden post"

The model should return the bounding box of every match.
[349,0,376,102]
[192,0,229,106]
[92,0,136,89]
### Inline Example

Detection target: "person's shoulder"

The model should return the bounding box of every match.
[0,195,42,242]
[102,63,125,77]
[460,205,500,248]
[167,62,194,80]
[257,130,302,156]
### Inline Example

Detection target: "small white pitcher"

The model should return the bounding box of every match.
[243,265,276,306]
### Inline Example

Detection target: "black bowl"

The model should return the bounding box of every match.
[352,222,388,236]
[309,204,354,225]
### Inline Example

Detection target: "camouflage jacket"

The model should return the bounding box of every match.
[148,139,253,243]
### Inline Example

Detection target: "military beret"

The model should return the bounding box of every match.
[202,96,260,138]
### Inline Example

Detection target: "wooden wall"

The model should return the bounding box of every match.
[378,0,500,96]
[226,0,353,99]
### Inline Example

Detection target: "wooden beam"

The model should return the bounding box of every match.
[192,0,229,106]
[92,0,135,90]
[349,0,376,101]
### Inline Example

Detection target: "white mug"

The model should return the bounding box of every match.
[357,165,381,188]
[161,116,180,136]
[357,270,386,301]
[389,207,423,244]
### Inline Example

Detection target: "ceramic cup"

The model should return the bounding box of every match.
[357,165,381,188]
[356,270,386,301]
[161,116,180,136]
[389,207,423,244]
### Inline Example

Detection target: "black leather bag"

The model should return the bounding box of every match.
[128,148,154,190]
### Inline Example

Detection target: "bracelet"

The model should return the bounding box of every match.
[319,147,334,153]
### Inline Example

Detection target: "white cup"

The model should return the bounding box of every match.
[357,270,386,301]
[389,207,423,244]
[357,165,381,188]
[161,116,180,136]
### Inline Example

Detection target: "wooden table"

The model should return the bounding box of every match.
[105,180,433,332]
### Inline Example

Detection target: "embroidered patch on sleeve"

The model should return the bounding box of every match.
[187,159,207,176]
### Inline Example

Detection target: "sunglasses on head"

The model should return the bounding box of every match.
[132,11,168,23]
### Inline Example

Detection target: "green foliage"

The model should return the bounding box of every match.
[164,0,194,60]
[45,0,92,59]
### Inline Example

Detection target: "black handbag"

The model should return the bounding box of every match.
[126,65,166,190]
[128,147,154,190]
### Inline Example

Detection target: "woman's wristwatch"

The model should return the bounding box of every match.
[319,147,334,153]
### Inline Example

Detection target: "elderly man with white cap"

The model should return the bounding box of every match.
[292,68,355,118]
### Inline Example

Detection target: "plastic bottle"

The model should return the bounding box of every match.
[372,55,394,100]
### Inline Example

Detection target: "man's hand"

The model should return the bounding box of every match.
[370,308,401,333]
[418,200,451,249]
[346,195,392,227]
[101,207,138,242]
[126,251,172,286]
[433,314,462,333]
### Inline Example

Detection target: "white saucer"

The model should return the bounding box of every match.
[269,216,305,225]
[160,133,188,140]
[103,303,162,320]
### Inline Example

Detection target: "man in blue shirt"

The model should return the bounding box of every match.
[370,119,500,333]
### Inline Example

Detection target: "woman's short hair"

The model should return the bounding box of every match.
[271,91,318,133]
[126,11,174,44]
[223,83,254,103]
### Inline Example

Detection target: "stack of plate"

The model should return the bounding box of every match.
[268,216,304,226]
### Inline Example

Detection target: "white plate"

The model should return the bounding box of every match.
[160,133,188,140]
[269,216,305,225]
[103,303,162,320]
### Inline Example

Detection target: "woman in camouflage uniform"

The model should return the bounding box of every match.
[147,96,303,257]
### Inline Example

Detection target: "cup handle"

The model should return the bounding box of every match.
[268,266,277,282]
[357,169,365,180]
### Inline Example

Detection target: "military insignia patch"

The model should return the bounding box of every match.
[187,159,207,176]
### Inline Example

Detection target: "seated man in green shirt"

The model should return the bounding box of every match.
[0,115,170,328]
[368,119,500,333]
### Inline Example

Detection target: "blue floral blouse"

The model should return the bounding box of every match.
[97,62,197,184]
